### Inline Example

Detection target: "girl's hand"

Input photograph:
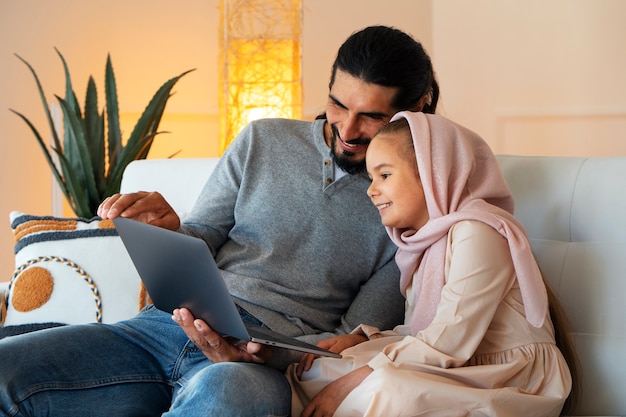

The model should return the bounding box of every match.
[296,333,367,378]
[301,366,372,417]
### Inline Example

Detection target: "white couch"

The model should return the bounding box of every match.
[121,156,626,416]
[2,156,625,416]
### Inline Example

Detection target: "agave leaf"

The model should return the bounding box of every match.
[55,48,85,162]
[130,131,159,161]
[94,110,106,196]
[52,148,92,217]
[9,109,71,204]
[14,53,63,156]
[125,69,194,154]
[84,76,106,195]
[107,69,195,190]
[103,131,160,197]
[56,95,100,212]
[55,48,82,120]
[84,76,99,143]
[104,54,122,173]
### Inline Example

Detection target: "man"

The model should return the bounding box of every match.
[0,26,439,416]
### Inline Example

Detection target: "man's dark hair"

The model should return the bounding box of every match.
[328,25,439,114]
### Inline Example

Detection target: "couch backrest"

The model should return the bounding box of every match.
[120,158,220,219]
[497,155,626,417]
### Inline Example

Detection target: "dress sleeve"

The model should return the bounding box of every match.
[369,220,517,370]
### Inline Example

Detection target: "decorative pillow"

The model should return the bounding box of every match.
[1,211,148,326]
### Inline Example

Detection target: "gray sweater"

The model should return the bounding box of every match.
[181,118,404,368]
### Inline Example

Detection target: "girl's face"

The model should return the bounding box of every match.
[366,132,429,232]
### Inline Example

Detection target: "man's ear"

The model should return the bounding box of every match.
[410,94,429,112]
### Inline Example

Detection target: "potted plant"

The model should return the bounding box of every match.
[11,48,193,218]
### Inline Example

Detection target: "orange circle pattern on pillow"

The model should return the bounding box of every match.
[11,266,54,312]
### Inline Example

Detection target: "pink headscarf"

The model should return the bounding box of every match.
[386,112,548,334]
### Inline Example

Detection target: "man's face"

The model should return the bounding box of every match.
[325,70,398,174]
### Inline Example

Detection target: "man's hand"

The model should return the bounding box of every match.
[172,308,272,364]
[97,191,180,230]
[301,366,372,417]
[296,333,367,378]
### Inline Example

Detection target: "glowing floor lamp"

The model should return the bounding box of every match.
[219,0,303,154]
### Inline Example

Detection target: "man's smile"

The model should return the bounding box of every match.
[339,137,368,152]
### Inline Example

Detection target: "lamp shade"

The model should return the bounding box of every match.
[219,0,303,153]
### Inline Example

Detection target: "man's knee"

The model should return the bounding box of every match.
[172,363,291,417]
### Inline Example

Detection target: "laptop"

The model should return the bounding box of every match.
[113,217,341,358]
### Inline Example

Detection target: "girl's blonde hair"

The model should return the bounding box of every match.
[373,118,418,177]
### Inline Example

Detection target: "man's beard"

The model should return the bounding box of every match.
[329,125,368,175]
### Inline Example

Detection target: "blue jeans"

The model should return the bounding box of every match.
[0,305,291,416]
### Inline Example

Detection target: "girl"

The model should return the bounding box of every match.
[287,112,579,417]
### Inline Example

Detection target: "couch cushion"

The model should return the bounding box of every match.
[497,155,626,416]
[120,158,220,218]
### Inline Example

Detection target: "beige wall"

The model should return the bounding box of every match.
[432,0,626,156]
[1,0,625,282]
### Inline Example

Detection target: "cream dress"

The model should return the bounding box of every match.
[287,221,572,417]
